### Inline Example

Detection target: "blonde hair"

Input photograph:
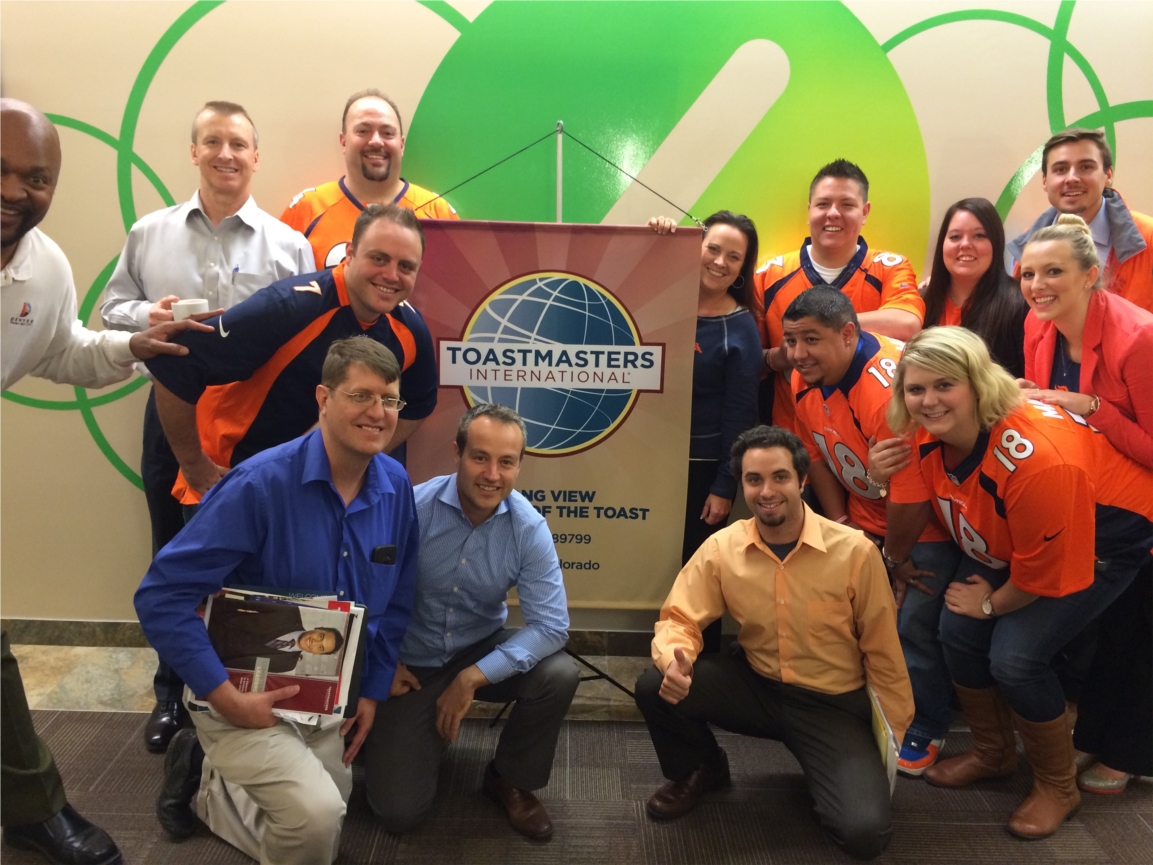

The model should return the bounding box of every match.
[887,327,1022,434]
[1024,213,1101,289]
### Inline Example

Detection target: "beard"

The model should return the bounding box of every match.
[1,200,40,251]
[359,155,392,183]
[755,506,787,528]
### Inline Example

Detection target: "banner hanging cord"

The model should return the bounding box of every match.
[559,128,702,226]
[413,126,704,227]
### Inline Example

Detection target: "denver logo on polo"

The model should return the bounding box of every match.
[439,272,663,455]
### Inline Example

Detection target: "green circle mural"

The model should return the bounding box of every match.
[3,0,1150,491]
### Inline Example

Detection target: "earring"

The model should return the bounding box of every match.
[731,275,746,291]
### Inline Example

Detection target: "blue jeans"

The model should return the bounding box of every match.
[939,555,1141,723]
[897,541,962,741]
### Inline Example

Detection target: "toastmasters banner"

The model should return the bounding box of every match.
[407,221,701,609]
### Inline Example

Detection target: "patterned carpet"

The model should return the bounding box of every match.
[3,710,1151,864]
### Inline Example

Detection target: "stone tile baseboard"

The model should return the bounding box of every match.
[2,619,660,656]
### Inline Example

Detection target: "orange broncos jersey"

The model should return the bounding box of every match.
[916,400,1153,597]
[753,240,923,432]
[793,332,949,541]
[281,177,458,270]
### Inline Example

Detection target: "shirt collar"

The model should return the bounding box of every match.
[741,502,827,561]
[1087,197,1111,248]
[186,190,260,228]
[821,332,880,399]
[2,227,38,282]
[799,237,869,290]
[300,428,395,508]
[437,472,511,523]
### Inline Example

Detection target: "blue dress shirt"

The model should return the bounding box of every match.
[400,474,569,684]
[134,429,419,702]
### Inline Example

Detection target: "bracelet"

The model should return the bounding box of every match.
[881,547,909,570]
[866,470,889,498]
[1086,395,1101,416]
[835,515,850,525]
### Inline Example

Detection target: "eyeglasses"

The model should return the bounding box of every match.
[332,389,406,412]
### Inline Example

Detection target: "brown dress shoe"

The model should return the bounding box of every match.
[646,749,731,820]
[1008,712,1080,839]
[925,685,1017,788]
[482,762,553,840]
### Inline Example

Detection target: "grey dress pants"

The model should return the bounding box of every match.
[364,628,579,832]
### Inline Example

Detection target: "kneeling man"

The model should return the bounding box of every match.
[635,425,912,861]
[366,403,579,840]
[135,337,419,864]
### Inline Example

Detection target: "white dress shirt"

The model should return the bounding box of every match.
[100,192,313,332]
[2,227,135,392]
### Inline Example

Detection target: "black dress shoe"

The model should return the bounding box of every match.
[2,803,122,865]
[646,749,730,820]
[144,701,189,754]
[156,728,204,839]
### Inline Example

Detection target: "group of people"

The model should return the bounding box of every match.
[646,128,1152,858]
[1,83,1150,865]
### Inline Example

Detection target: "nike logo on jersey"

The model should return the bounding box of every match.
[218,317,230,338]
[1044,529,1064,542]
[293,281,323,295]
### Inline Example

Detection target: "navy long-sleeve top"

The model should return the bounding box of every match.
[690,308,763,499]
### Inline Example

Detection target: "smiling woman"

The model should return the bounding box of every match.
[1017,215,1153,797]
[921,198,1027,378]
[883,326,1153,839]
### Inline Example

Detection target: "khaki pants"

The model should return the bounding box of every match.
[190,709,351,865]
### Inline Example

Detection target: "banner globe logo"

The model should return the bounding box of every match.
[440,272,664,456]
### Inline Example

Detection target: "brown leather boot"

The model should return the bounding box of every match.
[1008,712,1081,839]
[924,685,1017,788]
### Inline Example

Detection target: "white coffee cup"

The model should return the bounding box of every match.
[172,298,210,321]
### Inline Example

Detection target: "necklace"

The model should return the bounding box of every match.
[1056,334,1080,391]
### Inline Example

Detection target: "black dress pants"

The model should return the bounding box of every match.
[142,387,186,702]
[683,460,725,653]
[1,631,66,826]
[1074,555,1153,775]
[635,646,892,861]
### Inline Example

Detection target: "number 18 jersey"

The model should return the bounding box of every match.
[793,332,949,541]
[916,400,1153,597]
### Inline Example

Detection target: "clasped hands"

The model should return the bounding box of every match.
[1016,379,1098,417]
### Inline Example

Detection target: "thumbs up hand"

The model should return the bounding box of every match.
[659,647,695,705]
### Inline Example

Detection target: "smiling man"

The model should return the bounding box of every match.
[634,424,913,861]
[783,287,960,777]
[751,160,923,431]
[1006,128,1153,312]
[146,203,437,510]
[99,100,315,755]
[282,89,458,269]
[2,96,216,865]
[136,337,419,864]
[365,403,578,841]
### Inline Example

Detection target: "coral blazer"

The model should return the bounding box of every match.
[1024,290,1153,467]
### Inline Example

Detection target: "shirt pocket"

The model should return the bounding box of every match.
[229,273,270,303]
[807,599,862,673]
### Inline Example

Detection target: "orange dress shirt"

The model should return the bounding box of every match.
[652,505,914,742]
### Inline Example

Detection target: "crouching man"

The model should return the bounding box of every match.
[635,425,913,860]
[135,337,419,864]
[365,404,579,840]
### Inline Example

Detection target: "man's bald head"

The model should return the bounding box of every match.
[1,98,62,258]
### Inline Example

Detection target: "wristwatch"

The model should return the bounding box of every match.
[981,593,998,618]
[881,548,908,571]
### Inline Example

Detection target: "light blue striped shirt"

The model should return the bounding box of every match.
[400,474,569,683]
